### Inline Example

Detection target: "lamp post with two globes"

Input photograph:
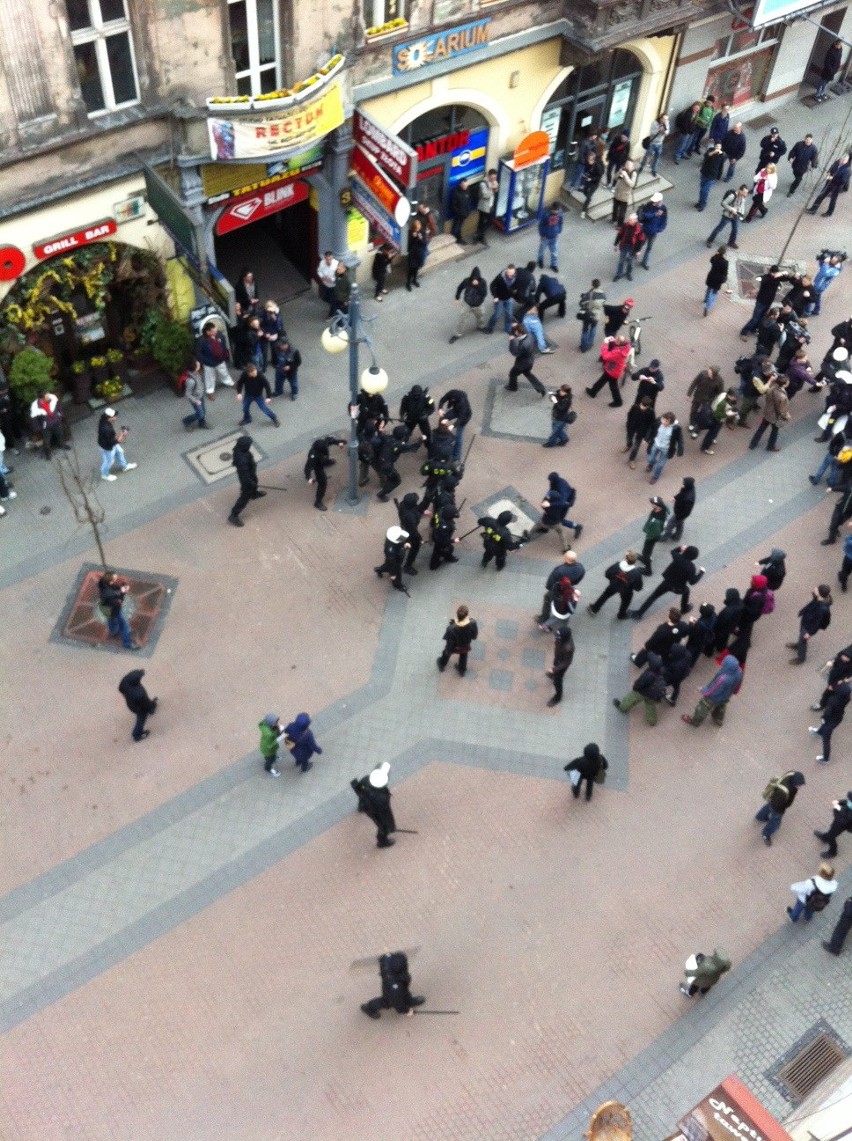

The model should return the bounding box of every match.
[321,281,388,506]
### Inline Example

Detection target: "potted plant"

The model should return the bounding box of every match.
[94,375,126,403]
[89,355,109,386]
[8,346,55,407]
[70,359,92,404]
[106,347,127,386]
[150,315,193,392]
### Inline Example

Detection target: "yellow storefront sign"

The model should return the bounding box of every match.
[207,84,344,162]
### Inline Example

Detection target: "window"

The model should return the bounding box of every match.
[365,0,408,32]
[228,0,280,96]
[67,0,139,115]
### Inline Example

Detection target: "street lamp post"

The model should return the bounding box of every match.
[321,281,388,507]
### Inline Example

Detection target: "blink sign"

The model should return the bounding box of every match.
[393,18,491,75]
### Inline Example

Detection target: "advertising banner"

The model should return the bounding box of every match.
[676,1076,793,1141]
[215,179,309,235]
[350,175,404,251]
[201,144,324,201]
[353,109,418,189]
[208,84,344,161]
[351,146,411,228]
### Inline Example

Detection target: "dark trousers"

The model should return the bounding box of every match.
[438,648,470,674]
[482,547,507,570]
[404,533,421,569]
[639,537,659,573]
[132,710,149,741]
[231,485,258,518]
[626,427,646,461]
[475,209,491,241]
[825,898,852,953]
[816,818,847,856]
[588,372,622,405]
[740,301,768,336]
[538,296,566,319]
[633,582,685,619]
[749,419,779,450]
[320,283,337,316]
[662,515,685,541]
[551,667,567,702]
[590,584,632,618]
[377,467,401,499]
[839,555,852,591]
[572,775,594,800]
[429,539,457,569]
[508,363,545,394]
[312,467,328,506]
[745,193,768,220]
[815,719,840,761]
[811,186,841,215]
[701,420,724,451]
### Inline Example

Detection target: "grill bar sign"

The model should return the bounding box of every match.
[353,109,417,190]
[33,219,117,260]
[216,179,309,235]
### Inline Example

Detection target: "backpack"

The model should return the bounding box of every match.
[762,775,789,804]
[177,371,189,394]
[695,401,715,430]
[808,884,832,912]
[555,576,578,614]
[761,589,775,615]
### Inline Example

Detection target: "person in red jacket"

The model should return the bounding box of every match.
[613,213,645,282]
[585,335,632,407]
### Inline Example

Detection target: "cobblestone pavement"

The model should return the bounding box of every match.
[1,93,851,1139]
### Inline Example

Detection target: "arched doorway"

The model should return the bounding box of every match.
[542,50,645,178]
[399,105,491,225]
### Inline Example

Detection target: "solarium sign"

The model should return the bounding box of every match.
[393,18,491,75]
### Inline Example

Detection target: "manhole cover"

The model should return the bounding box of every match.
[771,1027,849,1104]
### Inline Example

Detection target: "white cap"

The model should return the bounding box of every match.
[832,347,849,362]
[368,762,390,788]
[837,370,852,384]
[651,192,663,203]
[104,407,116,417]
[386,526,408,543]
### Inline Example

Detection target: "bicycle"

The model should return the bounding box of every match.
[627,314,652,358]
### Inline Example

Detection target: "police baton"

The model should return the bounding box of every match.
[394,828,419,834]
[415,1009,460,1015]
[462,432,477,466]
[456,524,482,542]
[258,484,289,492]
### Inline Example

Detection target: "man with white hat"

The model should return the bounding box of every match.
[97,408,137,482]
[374,526,410,592]
[637,192,668,270]
[351,762,397,848]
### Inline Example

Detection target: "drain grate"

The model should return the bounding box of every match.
[777,1033,846,1102]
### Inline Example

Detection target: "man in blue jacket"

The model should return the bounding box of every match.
[682,653,743,727]
[537,203,564,272]
[638,193,668,269]
[807,153,851,218]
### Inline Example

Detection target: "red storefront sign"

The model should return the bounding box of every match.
[416,129,469,163]
[215,179,309,235]
[353,109,417,189]
[33,219,118,260]
[350,146,411,227]
[674,1076,793,1141]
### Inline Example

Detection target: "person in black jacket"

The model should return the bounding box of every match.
[630,359,665,409]
[485,265,517,334]
[429,502,460,570]
[823,894,852,955]
[373,425,418,502]
[613,652,667,725]
[787,134,818,195]
[118,669,157,742]
[685,602,716,664]
[535,273,567,320]
[351,763,397,847]
[623,397,655,468]
[564,742,607,799]
[361,951,424,1018]
[578,152,604,217]
[630,545,704,619]
[721,123,747,183]
[228,435,264,527]
[544,383,574,448]
[273,338,301,399]
[450,267,488,342]
[696,143,726,211]
[736,574,771,638]
[755,127,786,172]
[663,477,696,542]
[546,625,575,706]
[815,39,843,100]
[98,571,140,651]
[754,770,805,845]
[375,525,410,591]
[450,177,472,242]
[536,550,586,623]
[603,299,634,337]
[631,607,686,667]
[235,363,280,427]
[399,384,434,444]
[396,491,426,574]
[97,408,136,481]
[437,388,472,462]
[437,604,479,675]
[788,584,832,663]
[814,791,852,858]
[355,389,390,433]
[809,679,850,763]
[506,323,546,396]
[813,643,852,714]
[588,550,644,619]
[479,510,522,570]
[756,548,786,590]
[663,641,693,706]
[304,435,345,511]
[714,588,743,652]
[806,153,851,218]
[740,266,791,337]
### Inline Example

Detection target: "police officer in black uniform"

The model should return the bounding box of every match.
[374,425,419,502]
[375,526,410,591]
[478,509,523,570]
[399,384,434,446]
[361,951,425,1018]
[429,503,460,570]
[350,762,397,847]
[396,491,427,574]
[228,435,264,527]
[304,434,346,511]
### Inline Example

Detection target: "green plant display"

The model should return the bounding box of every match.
[8,348,55,405]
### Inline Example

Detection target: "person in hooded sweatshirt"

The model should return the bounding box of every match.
[450,266,488,342]
[258,713,285,776]
[680,948,731,997]
[479,510,523,570]
[787,584,832,664]
[304,434,346,512]
[375,526,410,592]
[682,653,742,727]
[228,435,264,527]
[283,712,322,773]
[736,574,771,639]
[754,769,805,845]
[361,951,425,1019]
[351,762,397,847]
[588,549,644,619]
[564,742,608,800]
[788,862,838,923]
[547,625,575,706]
[756,548,786,591]
[397,492,427,575]
[685,602,717,665]
[629,545,704,619]
[613,652,668,725]
[662,477,696,542]
[713,587,744,653]
[399,384,435,445]
[536,472,582,551]
[809,679,850,764]
[118,669,157,742]
[437,604,479,675]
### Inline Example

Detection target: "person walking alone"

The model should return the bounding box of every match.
[361,951,424,1019]
[227,435,264,527]
[181,360,209,430]
[97,409,137,482]
[787,134,818,195]
[437,605,479,676]
[118,669,157,742]
[537,202,564,271]
[809,679,850,763]
[754,770,805,846]
[352,762,397,847]
[679,949,731,997]
[706,184,748,249]
[703,246,729,316]
[564,742,607,799]
[450,266,488,342]
[788,863,838,922]
[506,323,546,396]
[787,584,832,664]
[823,894,852,955]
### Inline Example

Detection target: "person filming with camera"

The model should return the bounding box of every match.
[97,408,137,482]
[807,251,845,317]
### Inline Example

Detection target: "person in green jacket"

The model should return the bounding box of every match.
[639,496,668,575]
[258,713,284,776]
[680,948,731,996]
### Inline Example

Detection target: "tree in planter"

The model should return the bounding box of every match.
[54,442,109,570]
[8,347,55,408]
